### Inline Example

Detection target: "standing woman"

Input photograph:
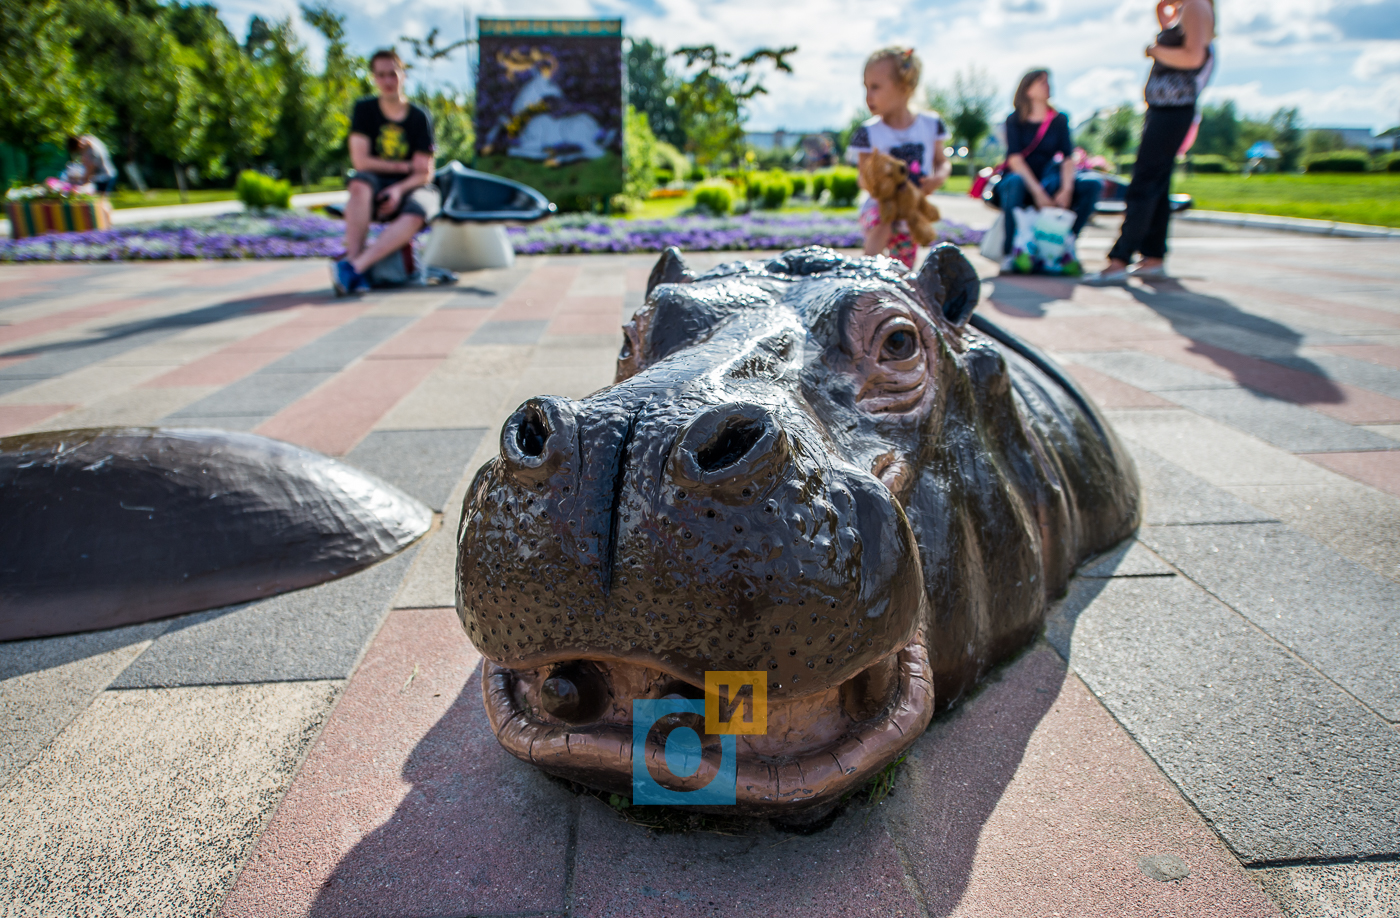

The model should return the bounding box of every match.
[1086,0,1215,283]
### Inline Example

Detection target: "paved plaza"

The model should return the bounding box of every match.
[1,206,1398,917]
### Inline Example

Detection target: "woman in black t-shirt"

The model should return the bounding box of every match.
[995,70,1101,268]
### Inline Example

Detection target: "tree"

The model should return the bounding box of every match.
[1195,101,1240,158]
[627,38,683,148]
[0,0,87,159]
[671,44,796,170]
[1270,107,1303,172]
[948,67,998,160]
[400,25,470,90]
[413,86,474,166]
[623,105,658,200]
[1103,105,1139,159]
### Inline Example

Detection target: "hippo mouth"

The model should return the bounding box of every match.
[481,631,934,814]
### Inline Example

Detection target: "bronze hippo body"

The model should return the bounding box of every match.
[457,245,1139,815]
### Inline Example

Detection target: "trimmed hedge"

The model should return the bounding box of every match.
[827,168,859,206]
[235,170,291,210]
[788,172,809,197]
[1188,154,1237,174]
[811,172,829,197]
[693,181,734,215]
[1304,151,1370,173]
[758,172,791,209]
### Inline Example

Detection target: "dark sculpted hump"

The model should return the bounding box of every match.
[457,245,1139,814]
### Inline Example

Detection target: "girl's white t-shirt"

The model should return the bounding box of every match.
[845,112,951,180]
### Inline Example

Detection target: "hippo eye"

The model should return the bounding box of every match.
[880,329,917,361]
[619,332,633,360]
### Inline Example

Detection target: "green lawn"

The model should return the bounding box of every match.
[1175,173,1400,228]
[108,177,344,210]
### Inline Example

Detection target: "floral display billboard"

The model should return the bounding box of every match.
[475,18,624,206]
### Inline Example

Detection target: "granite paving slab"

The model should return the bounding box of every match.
[0,681,338,918]
[1137,522,1400,721]
[256,315,416,372]
[110,549,417,688]
[438,266,533,310]
[162,371,337,427]
[1079,538,1177,577]
[345,427,486,511]
[0,619,169,787]
[1127,444,1279,526]
[1164,387,1399,452]
[1065,350,1238,392]
[891,645,1282,917]
[466,318,550,346]
[1252,863,1400,918]
[1047,575,1400,863]
[219,608,573,918]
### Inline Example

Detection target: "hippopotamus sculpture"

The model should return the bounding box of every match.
[457,245,1139,815]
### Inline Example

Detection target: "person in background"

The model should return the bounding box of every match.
[331,48,440,296]
[846,46,952,268]
[67,135,116,194]
[1085,0,1215,284]
[995,69,1101,272]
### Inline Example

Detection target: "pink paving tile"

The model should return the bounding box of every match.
[1300,450,1400,500]
[218,608,572,918]
[369,309,486,358]
[1209,280,1400,331]
[985,313,1177,353]
[1063,362,1176,409]
[255,356,441,455]
[172,261,288,286]
[1136,337,1400,424]
[897,647,1281,918]
[625,266,652,291]
[143,305,370,388]
[495,265,579,320]
[1318,343,1400,371]
[549,313,628,336]
[0,404,75,436]
[0,297,159,347]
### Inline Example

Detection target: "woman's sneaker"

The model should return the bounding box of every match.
[331,260,366,297]
[1129,261,1168,279]
[1082,266,1130,286]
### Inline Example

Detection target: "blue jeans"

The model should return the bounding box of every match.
[998,171,1101,255]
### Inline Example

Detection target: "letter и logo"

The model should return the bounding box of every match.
[630,671,766,805]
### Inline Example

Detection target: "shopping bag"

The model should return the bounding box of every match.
[979,212,1005,261]
[1010,206,1039,262]
[1030,207,1077,267]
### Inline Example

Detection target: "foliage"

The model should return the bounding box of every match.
[1384,152,1400,173]
[1304,129,1346,158]
[836,109,871,157]
[1194,101,1240,158]
[652,141,689,186]
[826,167,859,206]
[693,181,735,215]
[788,172,808,197]
[1270,107,1304,172]
[671,44,797,171]
[0,0,88,153]
[7,178,95,202]
[811,171,829,198]
[756,171,791,209]
[413,85,475,168]
[1303,150,1371,173]
[624,105,659,200]
[235,170,292,209]
[1186,153,1236,173]
[1076,106,1140,159]
[627,38,684,148]
[942,67,998,160]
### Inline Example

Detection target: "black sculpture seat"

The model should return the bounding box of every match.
[433,161,555,223]
[423,161,554,271]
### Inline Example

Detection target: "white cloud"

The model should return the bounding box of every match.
[1355,44,1400,80]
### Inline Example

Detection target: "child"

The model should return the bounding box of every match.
[847,47,952,268]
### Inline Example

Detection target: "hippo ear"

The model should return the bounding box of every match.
[914,242,980,327]
[646,246,696,297]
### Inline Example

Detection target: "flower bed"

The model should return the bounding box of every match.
[1,210,983,262]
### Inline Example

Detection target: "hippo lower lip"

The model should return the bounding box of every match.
[481,633,933,812]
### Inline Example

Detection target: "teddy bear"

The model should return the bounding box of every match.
[858,149,941,247]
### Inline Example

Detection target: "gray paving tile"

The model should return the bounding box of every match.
[263,315,415,372]
[1065,350,1235,391]
[346,427,486,511]
[1047,575,1400,864]
[0,620,170,787]
[623,289,645,317]
[1127,443,1280,525]
[1165,387,1398,453]
[161,415,271,432]
[438,266,531,309]
[1078,538,1176,578]
[1138,522,1400,722]
[1253,862,1400,918]
[466,319,548,346]
[110,548,417,688]
[163,371,335,422]
[1286,352,1400,402]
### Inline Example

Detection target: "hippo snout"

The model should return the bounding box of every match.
[671,404,787,493]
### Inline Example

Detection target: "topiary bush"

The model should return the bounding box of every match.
[693,181,734,215]
[759,172,791,209]
[1187,154,1237,173]
[827,167,859,206]
[788,172,808,197]
[811,171,830,198]
[236,170,292,210]
[1304,151,1370,173]
[1383,152,1400,173]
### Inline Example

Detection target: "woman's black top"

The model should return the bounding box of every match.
[1003,111,1072,181]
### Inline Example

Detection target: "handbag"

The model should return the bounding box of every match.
[979,212,1006,261]
[969,108,1059,199]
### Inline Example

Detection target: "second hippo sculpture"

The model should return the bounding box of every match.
[457,244,1140,815]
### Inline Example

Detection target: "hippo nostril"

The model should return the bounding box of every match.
[516,407,548,458]
[539,661,608,724]
[696,419,764,472]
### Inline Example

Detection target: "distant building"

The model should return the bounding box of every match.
[745,130,793,150]
[1311,127,1396,153]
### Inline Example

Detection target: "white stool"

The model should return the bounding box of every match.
[424,222,515,271]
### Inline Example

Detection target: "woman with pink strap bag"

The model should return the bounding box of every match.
[990,69,1101,271]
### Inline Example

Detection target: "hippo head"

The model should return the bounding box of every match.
[457,245,1137,815]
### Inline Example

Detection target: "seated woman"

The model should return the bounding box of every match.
[997,69,1100,270]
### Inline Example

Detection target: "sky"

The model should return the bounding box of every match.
[216,0,1400,133]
